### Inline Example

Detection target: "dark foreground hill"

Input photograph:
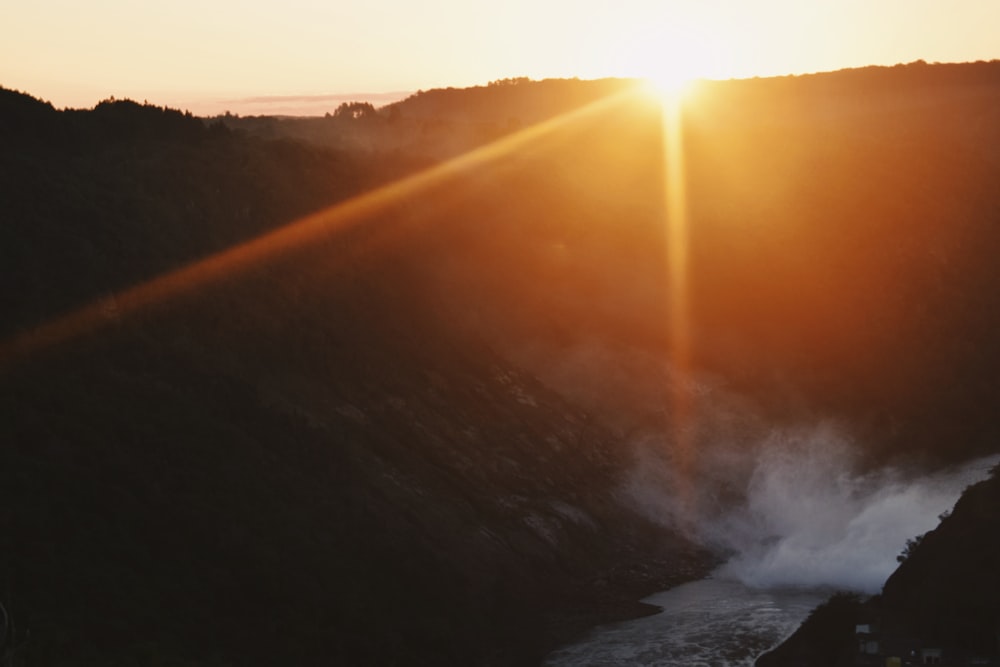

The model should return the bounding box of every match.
[0,88,709,665]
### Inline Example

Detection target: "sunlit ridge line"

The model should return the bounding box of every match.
[0,88,640,368]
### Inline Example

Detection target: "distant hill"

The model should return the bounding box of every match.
[214,77,637,157]
[382,77,637,123]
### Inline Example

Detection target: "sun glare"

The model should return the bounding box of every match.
[639,74,698,105]
[641,67,699,98]
[624,19,736,103]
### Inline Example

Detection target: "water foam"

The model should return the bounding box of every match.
[626,417,999,593]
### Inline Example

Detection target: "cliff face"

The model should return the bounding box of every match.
[878,469,1000,654]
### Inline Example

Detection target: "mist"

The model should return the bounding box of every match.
[625,414,999,594]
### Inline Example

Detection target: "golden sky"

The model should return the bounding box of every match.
[2,0,998,115]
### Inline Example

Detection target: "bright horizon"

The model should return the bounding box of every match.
[3,0,999,116]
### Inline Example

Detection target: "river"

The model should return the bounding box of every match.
[543,575,827,667]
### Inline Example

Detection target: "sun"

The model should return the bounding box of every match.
[633,34,731,98]
[634,48,708,97]
[623,21,735,99]
[640,68,698,98]
[633,62,703,108]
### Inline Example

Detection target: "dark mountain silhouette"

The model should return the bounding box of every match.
[2,59,1000,665]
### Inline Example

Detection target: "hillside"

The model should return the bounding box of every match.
[0,88,709,665]
[219,63,1000,467]
[214,77,638,158]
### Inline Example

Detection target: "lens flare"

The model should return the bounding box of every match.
[661,87,695,514]
[0,89,637,369]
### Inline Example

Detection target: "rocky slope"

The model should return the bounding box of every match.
[0,89,709,666]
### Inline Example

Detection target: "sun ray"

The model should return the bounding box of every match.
[0,89,638,369]
[660,88,696,518]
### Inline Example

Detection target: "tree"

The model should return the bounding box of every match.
[332,101,376,120]
[897,532,927,563]
[488,77,531,87]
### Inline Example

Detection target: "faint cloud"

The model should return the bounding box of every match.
[205,91,411,117]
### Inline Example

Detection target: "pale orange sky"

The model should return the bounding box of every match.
[2,0,998,116]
